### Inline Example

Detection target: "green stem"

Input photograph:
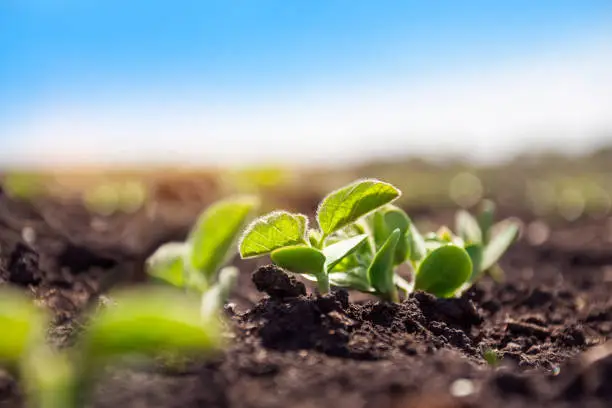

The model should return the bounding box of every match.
[316,273,330,294]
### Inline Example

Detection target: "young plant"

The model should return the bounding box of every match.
[454,199,520,283]
[238,179,474,301]
[0,286,224,408]
[146,196,258,315]
[239,179,401,294]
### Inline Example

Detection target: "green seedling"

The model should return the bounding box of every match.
[239,178,475,301]
[146,196,258,316]
[455,199,520,284]
[0,286,224,408]
[239,179,400,294]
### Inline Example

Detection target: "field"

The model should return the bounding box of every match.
[0,149,611,408]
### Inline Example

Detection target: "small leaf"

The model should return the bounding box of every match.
[317,179,400,236]
[239,211,308,258]
[81,287,222,362]
[383,206,411,264]
[367,229,401,301]
[201,266,238,317]
[0,289,46,364]
[481,222,519,271]
[455,210,482,244]
[478,199,496,244]
[145,242,187,288]
[415,244,472,298]
[464,243,484,282]
[189,196,259,279]
[372,211,389,248]
[308,228,322,248]
[323,234,368,272]
[270,246,326,276]
[329,271,374,292]
[406,223,427,263]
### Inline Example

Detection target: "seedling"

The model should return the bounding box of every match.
[239,179,401,294]
[455,199,520,284]
[146,196,258,315]
[238,179,475,300]
[0,286,224,408]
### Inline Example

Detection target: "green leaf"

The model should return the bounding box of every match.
[322,234,368,272]
[383,206,411,264]
[270,245,326,276]
[308,228,323,248]
[478,199,496,244]
[329,271,374,292]
[367,229,401,302]
[372,211,389,248]
[145,242,187,288]
[239,211,309,258]
[481,222,519,271]
[81,287,223,362]
[201,266,238,317]
[0,289,46,364]
[455,210,482,244]
[414,244,472,298]
[464,243,484,282]
[189,196,259,279]
[317,179,400,236]
[406,223,427,263]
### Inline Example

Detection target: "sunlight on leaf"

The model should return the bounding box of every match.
[455,210,482,244]
[322,234,368,272]
[239,211,308,258]
[271,246,326,276]
[189,196,259,279]
[145,242,187,288]
[317,179,400,236]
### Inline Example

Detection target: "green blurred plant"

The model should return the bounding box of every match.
[0,286,224,408]
[454,199,520,285]
[146,196,259,316]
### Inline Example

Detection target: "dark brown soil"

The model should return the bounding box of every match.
[0,188,611,408]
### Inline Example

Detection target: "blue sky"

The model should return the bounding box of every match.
[1,1,612,166]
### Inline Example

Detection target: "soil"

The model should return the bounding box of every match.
[0,188,611,408]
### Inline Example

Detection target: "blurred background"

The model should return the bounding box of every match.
[1,0,612,222]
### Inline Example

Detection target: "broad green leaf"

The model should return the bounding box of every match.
[322,234,368,271]
[455,210,482,244]
[189,196,258,279]
[201,266,238,317]
[478,199,496,244]
[270,246,326,276]
[464,243,484,282]
[481,222,519,271]
[82,287,222,362]
[0,289,46,364]
[367,229,400,302]
[406,223,427,263]
[145,242,187,288]
[239,211,308,258]
[414,245,472,298]
[328,271,374,292]
[317,179,400,236]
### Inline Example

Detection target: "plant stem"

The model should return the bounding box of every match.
[316,273,330,294]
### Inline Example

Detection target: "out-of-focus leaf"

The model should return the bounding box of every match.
[317,179,400,236]
[414,245,472,298]
[145,242,187,288]
[239,211,308,258]
[464,243,484,283]
[455,210,482,244]
[481,222,519,271]
[406,223,427,263]
[189,196,258,279]
[367,229,400,301]
[0,289,46,364]
[201,266,238,317]
[323,234,368,272]
[270,246,326,276]
[478,199,496,244]
[81,287,223,362]
[22,346,77,408]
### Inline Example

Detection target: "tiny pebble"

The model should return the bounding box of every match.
[21,226,36,245]
[551,366,561,376]
[449,378,475,397]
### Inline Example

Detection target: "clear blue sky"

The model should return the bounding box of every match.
[1,1,612,165]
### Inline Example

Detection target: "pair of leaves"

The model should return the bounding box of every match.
[239,179,400,258]
[147,196,258,291]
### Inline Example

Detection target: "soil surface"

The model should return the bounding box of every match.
[0,188,611,408]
